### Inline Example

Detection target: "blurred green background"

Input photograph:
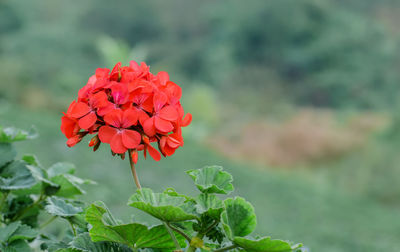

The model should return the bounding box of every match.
[1,0,400,251]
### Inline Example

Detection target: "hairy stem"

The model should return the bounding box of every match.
[163,222,182,251]
[128,150,142,189]
[167,223,191,242]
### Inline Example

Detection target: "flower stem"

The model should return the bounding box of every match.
[163,222,182,252]
[128,150,142,189]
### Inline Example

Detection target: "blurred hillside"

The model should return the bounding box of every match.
[1,0,400,251]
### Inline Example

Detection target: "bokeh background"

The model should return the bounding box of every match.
[1,0,400,251]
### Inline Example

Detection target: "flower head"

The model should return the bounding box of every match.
[60,61,191,162]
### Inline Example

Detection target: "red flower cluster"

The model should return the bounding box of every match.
[60,61,192,162]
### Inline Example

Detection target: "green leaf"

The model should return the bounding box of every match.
[0,222,20,242]
[0,126,37,143]
[21,154,41,167]
[86,202,186,249]
[221,197,257,239]
[25,165,60,194]
[234,237,301,252]
[0,161,36,190]
[3,239,32,252]
[48,163,76,177]
[8,224,38,243]
[195,193,224,219]
[128,188,197,222]
[69,232,132,252]
[45,197,83,217]
[0,143,16,168]
[50,174,93,198]
[187,166,234,194]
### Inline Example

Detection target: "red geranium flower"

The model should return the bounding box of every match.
[60,60,191,163]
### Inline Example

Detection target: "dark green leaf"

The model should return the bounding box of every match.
[187,166,234,194]
[128,188,197,222]
[221,197,257,239]
[50,174,94,198]
[45,197,83,217]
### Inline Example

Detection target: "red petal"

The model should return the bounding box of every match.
[98,126,117,143]
[159,106,179,121]
[121,130,141,149]
[97,102,115,116]
[157,71,169,86]
[122,109,138,128]
[104,109,123,128]
[147,144,161,161]
[138,110,150,126]
[143,117,156,136]
[167,136,181,148]
[111,82,129,105]
[153,92,168,112]
[182,113,192,127]
[155,117,173,132]
[78,112,97,130]
[96,68,110,78]
[110,133,127,154]
[90,91,109,108]
[70,102,90,118]
[61,116,79,138]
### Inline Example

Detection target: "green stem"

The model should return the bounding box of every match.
[203,220,218,235]
[68,219,77,236]
[187,233,204,252]
[213,244,238,252]
[128,150,142,189]
[40,216,57,229]
[167,223,191,242]
[163,222,182,251]
[0,191,9,211]
[12,195,46,222]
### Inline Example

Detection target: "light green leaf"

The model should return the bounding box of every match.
[21,154,41,167]
[86,202,186,249]
[45,197,83,217]
[8,224,38,243]
[187,166,234,194]
[221,197,257,239]
[234,237,301,252]
[0,161,36,190]
[195,193,224,219]
[0,222,20,242]
[0,143,16,168]
[0,126,37,143]
[3,239,32,252]
[48,163,76,177]
[128,188,197,222]
[50,174,91,198]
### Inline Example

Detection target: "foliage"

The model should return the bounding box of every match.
[0,126,302,251]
